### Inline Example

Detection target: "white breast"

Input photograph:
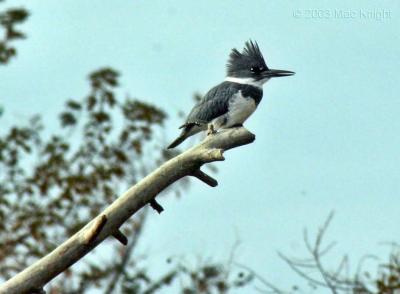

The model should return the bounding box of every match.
[226,91,257,127]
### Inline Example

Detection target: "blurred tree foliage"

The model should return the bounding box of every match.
[0,3,254,293]
[0,0,28,64]
[0,66,254,293]
[5,2,399,293]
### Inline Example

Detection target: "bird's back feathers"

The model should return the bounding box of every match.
[167,82,262,148]
[183,81,262,128]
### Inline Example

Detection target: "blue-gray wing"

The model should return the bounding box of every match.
[182,82,235,128]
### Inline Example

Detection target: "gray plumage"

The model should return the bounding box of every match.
[168,40,294,149]
[186,82,261,126]
[227,40,267,78]
[167,82,262,149]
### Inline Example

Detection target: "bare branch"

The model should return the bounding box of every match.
[149,199,164,213]
[0,127,255,294]
[235,263,287,294]
[190,169,218,187]
[111,230,128,246]
[105,210,147,294]
[278,252,330,288]
[278,211,374,293]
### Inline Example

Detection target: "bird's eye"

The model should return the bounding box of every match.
[250,67,263,74]
[250,67,259,73]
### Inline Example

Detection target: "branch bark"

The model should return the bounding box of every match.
[104,210,148,294]
[0,127,255,294]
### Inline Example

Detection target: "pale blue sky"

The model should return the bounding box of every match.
[1,0,400,292]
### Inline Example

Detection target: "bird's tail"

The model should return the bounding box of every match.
[167,133,188,149]
[168,124,202,149]
[167,130,189,149]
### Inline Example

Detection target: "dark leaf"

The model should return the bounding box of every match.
[60,112,77,127]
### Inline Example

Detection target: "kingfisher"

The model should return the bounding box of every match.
[167,40,294,149]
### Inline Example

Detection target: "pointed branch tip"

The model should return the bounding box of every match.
[149,199,164,214]
[191,169,218,187]
[112,230,128,246]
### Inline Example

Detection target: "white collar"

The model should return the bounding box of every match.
[225,76,268,88]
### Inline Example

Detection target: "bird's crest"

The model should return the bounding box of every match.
[226,40,267,76]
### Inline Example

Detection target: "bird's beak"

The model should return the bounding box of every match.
[263,69,295,78]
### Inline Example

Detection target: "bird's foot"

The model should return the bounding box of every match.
[207,124,217,136]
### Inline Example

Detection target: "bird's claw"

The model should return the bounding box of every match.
[207,124,217,136]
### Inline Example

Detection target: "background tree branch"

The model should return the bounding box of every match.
[0,127,255,294]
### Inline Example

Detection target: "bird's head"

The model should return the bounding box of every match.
[226,40,295,86]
